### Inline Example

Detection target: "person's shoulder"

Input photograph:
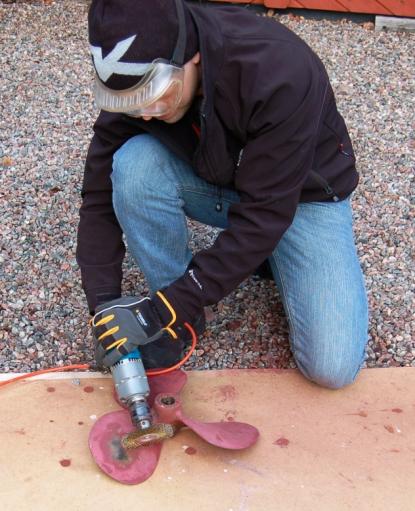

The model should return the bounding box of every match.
[202,5,298,43]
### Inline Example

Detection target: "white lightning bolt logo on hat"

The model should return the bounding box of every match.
[90,35,153,82]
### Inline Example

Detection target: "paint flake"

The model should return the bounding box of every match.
[273,437,290,447]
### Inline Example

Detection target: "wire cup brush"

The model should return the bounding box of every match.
[121,422,179,449]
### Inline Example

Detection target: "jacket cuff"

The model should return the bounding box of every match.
[86,288,122,315]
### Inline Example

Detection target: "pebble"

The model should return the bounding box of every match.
[0,2,414,373]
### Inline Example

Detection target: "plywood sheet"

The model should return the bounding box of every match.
[0,368,414,511]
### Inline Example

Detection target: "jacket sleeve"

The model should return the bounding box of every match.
[76,111,141,313]
[163,45,330,323]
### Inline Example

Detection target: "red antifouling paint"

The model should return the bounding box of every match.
[273,437,290,448]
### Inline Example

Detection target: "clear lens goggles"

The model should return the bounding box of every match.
[93,59,185,118]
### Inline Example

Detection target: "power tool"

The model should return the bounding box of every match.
[110,349,179,449]
[110,348,152,431]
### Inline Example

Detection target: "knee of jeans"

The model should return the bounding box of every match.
[112,134,169,199]
[297,354,363,390]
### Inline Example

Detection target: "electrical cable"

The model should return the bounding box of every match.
[0,322,197,387]
[0,364,91,388]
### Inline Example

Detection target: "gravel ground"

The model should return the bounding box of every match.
[0,1,414,374]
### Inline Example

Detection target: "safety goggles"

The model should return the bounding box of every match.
[93,59,185,117]
[92,0,188,118]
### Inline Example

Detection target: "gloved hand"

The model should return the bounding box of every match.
[91,291,196,369]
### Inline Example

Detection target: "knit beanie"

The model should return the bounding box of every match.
[88,0,199,90]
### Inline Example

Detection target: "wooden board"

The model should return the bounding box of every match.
[375,15,415,31]
[211,0,415,17]
[0,368,414,510]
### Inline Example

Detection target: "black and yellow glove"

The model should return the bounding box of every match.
[91,291,189,369]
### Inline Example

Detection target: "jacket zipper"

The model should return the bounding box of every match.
[310,170,340,202]
[324,122,354,157]
[199,107,223,211]
[199,106,218,184]
[215,187,223,212]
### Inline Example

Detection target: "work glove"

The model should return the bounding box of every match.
[91,292,202,369]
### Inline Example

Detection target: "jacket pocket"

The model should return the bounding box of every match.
[322,101,355,162]
[194,110,236,186]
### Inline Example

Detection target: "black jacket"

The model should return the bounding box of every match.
[76,4,358,322]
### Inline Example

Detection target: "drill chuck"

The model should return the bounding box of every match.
[110,351,152,431]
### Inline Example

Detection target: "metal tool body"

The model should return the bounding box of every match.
[110,349,152,431]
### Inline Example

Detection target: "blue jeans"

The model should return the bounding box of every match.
[111,134,368,389]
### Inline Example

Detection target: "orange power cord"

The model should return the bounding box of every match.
[0,322,197,388]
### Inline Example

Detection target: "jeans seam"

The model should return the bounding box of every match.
[178,186,237,205]
[271,252,300,356]
[180,186,217,197]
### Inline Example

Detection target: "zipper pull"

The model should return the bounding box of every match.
[216,188,223,212]
[338,143,352,157]
[324,184,340,202]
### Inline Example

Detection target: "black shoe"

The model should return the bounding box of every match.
[252,259,274,281]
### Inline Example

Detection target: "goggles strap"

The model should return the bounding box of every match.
[171,0,187,66]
